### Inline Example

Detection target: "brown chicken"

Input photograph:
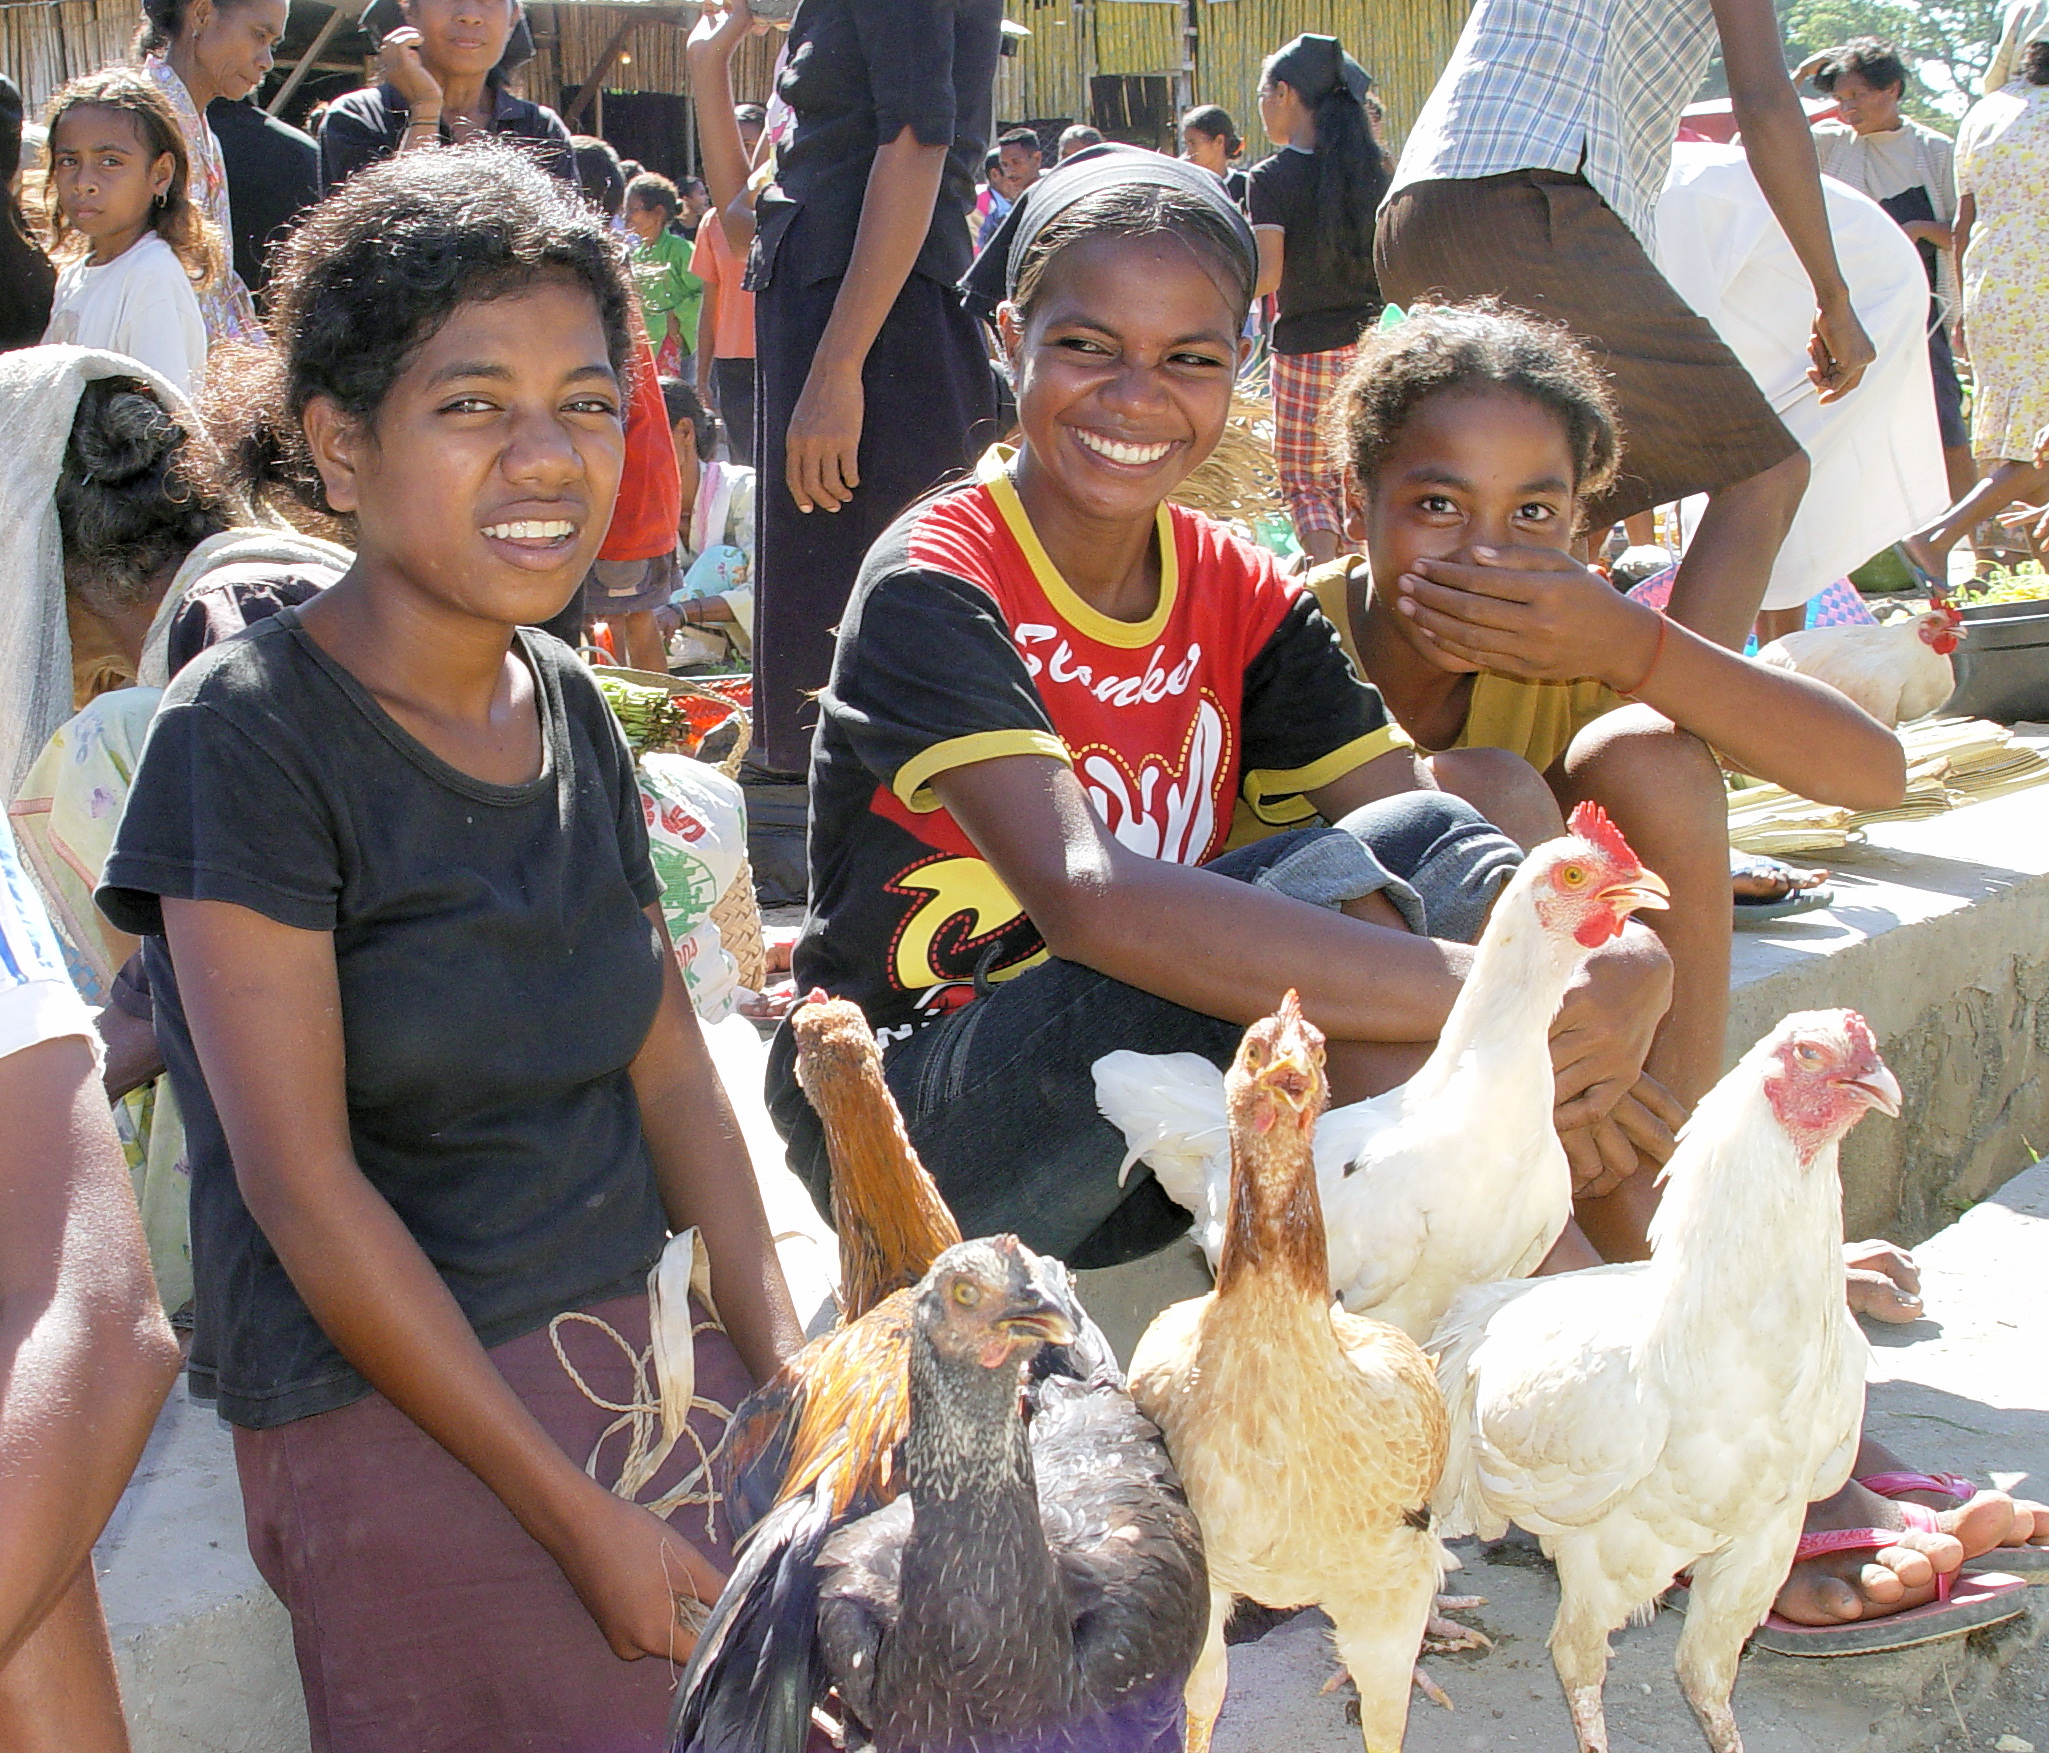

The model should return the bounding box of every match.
[1129,994,1450,1753]
[709,993,959,1546]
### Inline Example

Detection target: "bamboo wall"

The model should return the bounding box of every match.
[523,5,776,104]
[1004,0,1472,145]
[3,0,136,112]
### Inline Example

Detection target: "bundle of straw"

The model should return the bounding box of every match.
[1724,717,2049,853]
[1169,391,1288,526]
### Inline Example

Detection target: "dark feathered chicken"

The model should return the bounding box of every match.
[802,1238,1207,1752]
[669,999,1204,1753]
[668,997,965,1750]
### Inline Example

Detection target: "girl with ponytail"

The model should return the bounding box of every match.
[1249,32,1390,564]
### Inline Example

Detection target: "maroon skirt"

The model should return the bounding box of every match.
[234,1293,753,1753]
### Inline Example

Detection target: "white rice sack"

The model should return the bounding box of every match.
[637,753,748,1020]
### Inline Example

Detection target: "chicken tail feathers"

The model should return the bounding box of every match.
[1091,1052,1228,1204]
[668,1488,833,1753]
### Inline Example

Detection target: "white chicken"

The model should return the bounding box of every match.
[1094,804,1670,1342]
[1430,1010,1900,1753]
[1755,604,1963,727]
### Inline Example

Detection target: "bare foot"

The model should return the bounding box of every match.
[1844,1238,1923,1323]
[1773,1480,2014,1625]
[1731,859,1829,901]
[1862,1438,2049,1550]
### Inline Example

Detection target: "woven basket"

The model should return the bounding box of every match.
[606,669,770,990]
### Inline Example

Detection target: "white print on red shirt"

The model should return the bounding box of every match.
[1012,625,1204,708]
[1079,697,1227,866]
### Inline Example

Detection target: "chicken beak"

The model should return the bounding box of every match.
[1262,1045,1320,1113]
[1598,869,1671,921]
[1842,1063,1903,1118]
[997,1293,1077,1349]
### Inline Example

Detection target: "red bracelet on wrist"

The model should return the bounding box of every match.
[1620,612,1668,697]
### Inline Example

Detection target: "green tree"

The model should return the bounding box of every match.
[1695,0,2004,122]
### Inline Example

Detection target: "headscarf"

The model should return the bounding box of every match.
[960,142,1258,321]
[1264,33,1373,105]
[0,346,195,798]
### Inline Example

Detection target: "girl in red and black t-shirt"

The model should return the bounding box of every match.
[768,147,1668,1268]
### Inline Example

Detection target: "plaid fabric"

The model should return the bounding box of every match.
[1272,343,1359,539]
[1627,566,1877,631]
[1388,0,1718,250]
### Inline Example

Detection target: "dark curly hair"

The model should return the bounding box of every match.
[1012,180,1255,326]
[216,141,635,519]
[57,377,242,617]
[1326,300,1622,517]
[1811,37,1909,97]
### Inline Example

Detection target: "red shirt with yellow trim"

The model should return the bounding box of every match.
[796,452,1405,1045]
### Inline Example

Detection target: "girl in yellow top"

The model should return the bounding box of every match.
[1315,301,1908,1256]
[1318,301,2049,1631]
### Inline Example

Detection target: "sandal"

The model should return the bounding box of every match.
[1732,853,1835,924]
[1863,1471,2049,1574]
[1890,541,1953,605]
[1751,1506,2030,1654]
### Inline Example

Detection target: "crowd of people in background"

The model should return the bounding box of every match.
[3,0,2049,1746]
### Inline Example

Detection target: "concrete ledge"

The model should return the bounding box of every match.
[1729,781,2049,1243]
[99,1392,304,1753]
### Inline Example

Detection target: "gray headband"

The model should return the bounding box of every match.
[959,142,1258,321]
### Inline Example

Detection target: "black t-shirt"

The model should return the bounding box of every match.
[1247,146,1386,355]
[786,455,1404,1061]
[317,81,576,194]
[99,611,669,1428]
[207,98,318,298]
[747,0,1001,293]
[0,206,54,351]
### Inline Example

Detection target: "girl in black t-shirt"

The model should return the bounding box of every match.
[99,144,800,1752]
[1249,32,1390,565]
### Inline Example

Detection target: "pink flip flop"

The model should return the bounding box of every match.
[1750,1505,2032,1655]
[1862,1471,2049,1573]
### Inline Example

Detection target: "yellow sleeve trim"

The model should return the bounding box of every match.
[893,729,1072,813]
[1241,724,1413,825]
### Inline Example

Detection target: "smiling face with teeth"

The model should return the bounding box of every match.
[304,276,625,630]
[997,229,1246,600]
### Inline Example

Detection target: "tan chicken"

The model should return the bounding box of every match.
[1129,994,1449,1753]
[1755,604,1963,726]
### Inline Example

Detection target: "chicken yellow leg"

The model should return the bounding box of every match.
[1182,1585,1234,1753]
[1328,1567,1440,1753]
[1547,1549,1615,1753]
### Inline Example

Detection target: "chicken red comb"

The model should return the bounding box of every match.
[804,987,830,1007]
[1567,801,1639,868]
[1843,1010,1878,1057]
[1277,988,1305,1027]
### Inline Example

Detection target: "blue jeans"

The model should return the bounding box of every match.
[767,790,1521,1268]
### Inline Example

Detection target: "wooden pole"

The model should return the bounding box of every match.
[266,0,373,117]
[562,15,639,128]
